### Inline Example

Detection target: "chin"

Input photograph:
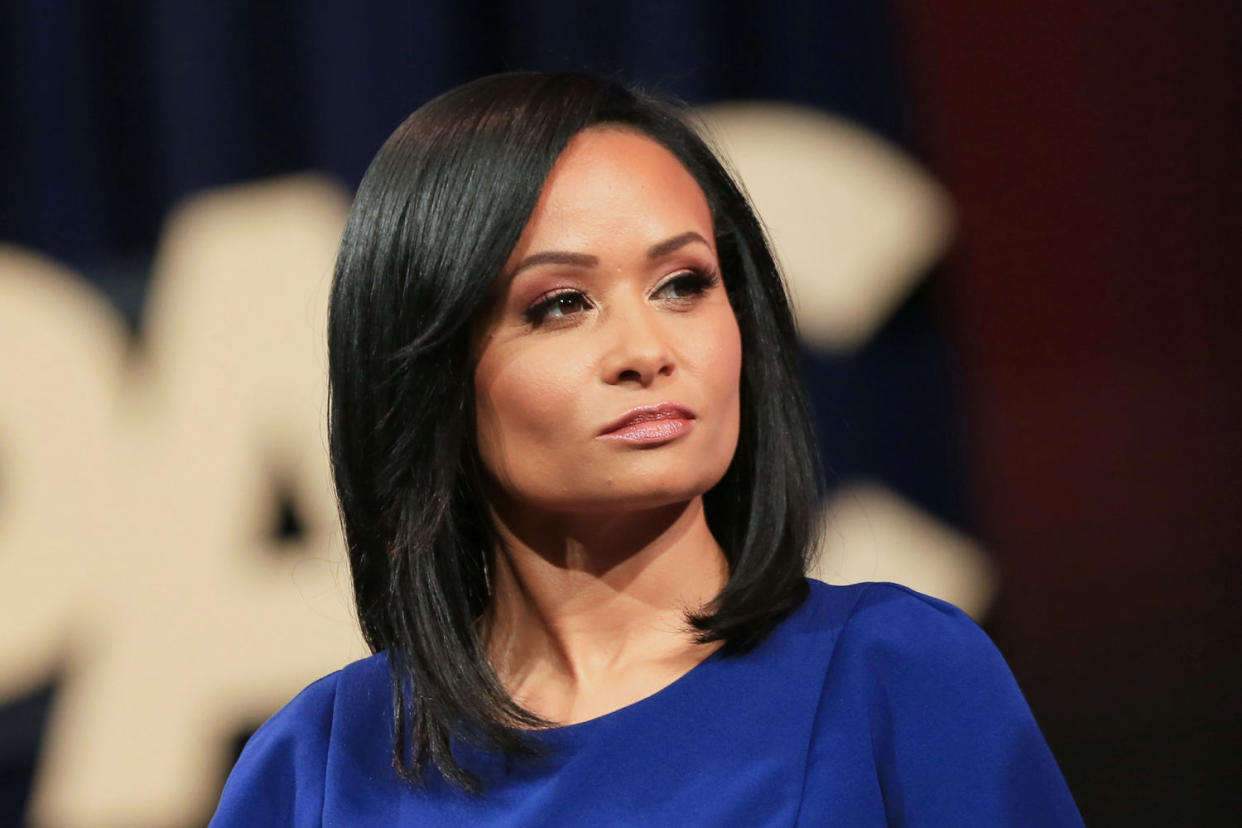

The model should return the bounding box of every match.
[565,476,723,515]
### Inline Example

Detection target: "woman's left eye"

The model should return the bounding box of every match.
[653,269,720,301]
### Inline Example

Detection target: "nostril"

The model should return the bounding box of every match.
[618,369,643,383]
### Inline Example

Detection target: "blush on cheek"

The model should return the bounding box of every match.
[474,355,583,487]
[491,365,577,432]
[714,317,744,469]
[710,315,743,394]
[472,402,506,486]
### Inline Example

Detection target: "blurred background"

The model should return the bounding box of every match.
[1,1,1238,825]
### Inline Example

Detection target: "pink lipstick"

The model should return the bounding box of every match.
[598,403,696,445]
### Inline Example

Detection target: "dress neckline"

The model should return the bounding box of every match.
[517,641,731,742]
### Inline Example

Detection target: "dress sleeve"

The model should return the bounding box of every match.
[826,583,1083,827]
[208,672,339,827]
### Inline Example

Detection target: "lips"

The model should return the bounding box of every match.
[598,403,697,436]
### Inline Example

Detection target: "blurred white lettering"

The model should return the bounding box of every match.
[0,176,366,827]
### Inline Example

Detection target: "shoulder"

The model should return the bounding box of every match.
[255,668,344,740]
[799,580,1084,826]
[241,650,391,752]
[805,579,1025,734]
[767,579,1006,714]
[804,577,976,629]
[209,652,390,827]
[805,578,997,670]
[793,579,993,674]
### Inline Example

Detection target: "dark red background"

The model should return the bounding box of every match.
[896,3,1241,821]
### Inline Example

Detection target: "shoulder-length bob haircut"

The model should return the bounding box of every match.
[328,71,823,793]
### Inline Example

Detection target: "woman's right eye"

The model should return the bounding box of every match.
[523,290,591,327]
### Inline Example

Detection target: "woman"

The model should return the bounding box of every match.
[211,72,1082,825]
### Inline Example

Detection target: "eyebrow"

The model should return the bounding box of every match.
[507,231,712,280]
[646,230,711,260]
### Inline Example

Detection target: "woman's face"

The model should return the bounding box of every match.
[473,127,742,517]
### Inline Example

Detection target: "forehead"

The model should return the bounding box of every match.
[513,127,715,252]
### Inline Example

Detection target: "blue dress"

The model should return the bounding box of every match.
[210,580,1083,826]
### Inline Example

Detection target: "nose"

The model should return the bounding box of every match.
[600,299,675,387]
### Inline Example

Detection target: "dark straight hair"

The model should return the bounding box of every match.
[327,71,823,793]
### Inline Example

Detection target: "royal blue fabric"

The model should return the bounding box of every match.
[210,580,1083,826]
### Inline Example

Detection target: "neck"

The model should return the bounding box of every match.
[479,495,729,693]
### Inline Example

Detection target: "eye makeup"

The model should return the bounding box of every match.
[521,267,721,328]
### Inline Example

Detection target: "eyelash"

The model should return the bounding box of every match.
[522,268,721,328]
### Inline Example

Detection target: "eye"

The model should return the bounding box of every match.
[523,290,592,327]
[653,268,721,302]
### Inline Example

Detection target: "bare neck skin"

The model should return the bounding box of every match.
[478,493,729,726]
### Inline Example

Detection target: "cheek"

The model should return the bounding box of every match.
[702,311,743,409]
[710,312,744,467]
[682,307,743,477]
[474,348,585,475]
